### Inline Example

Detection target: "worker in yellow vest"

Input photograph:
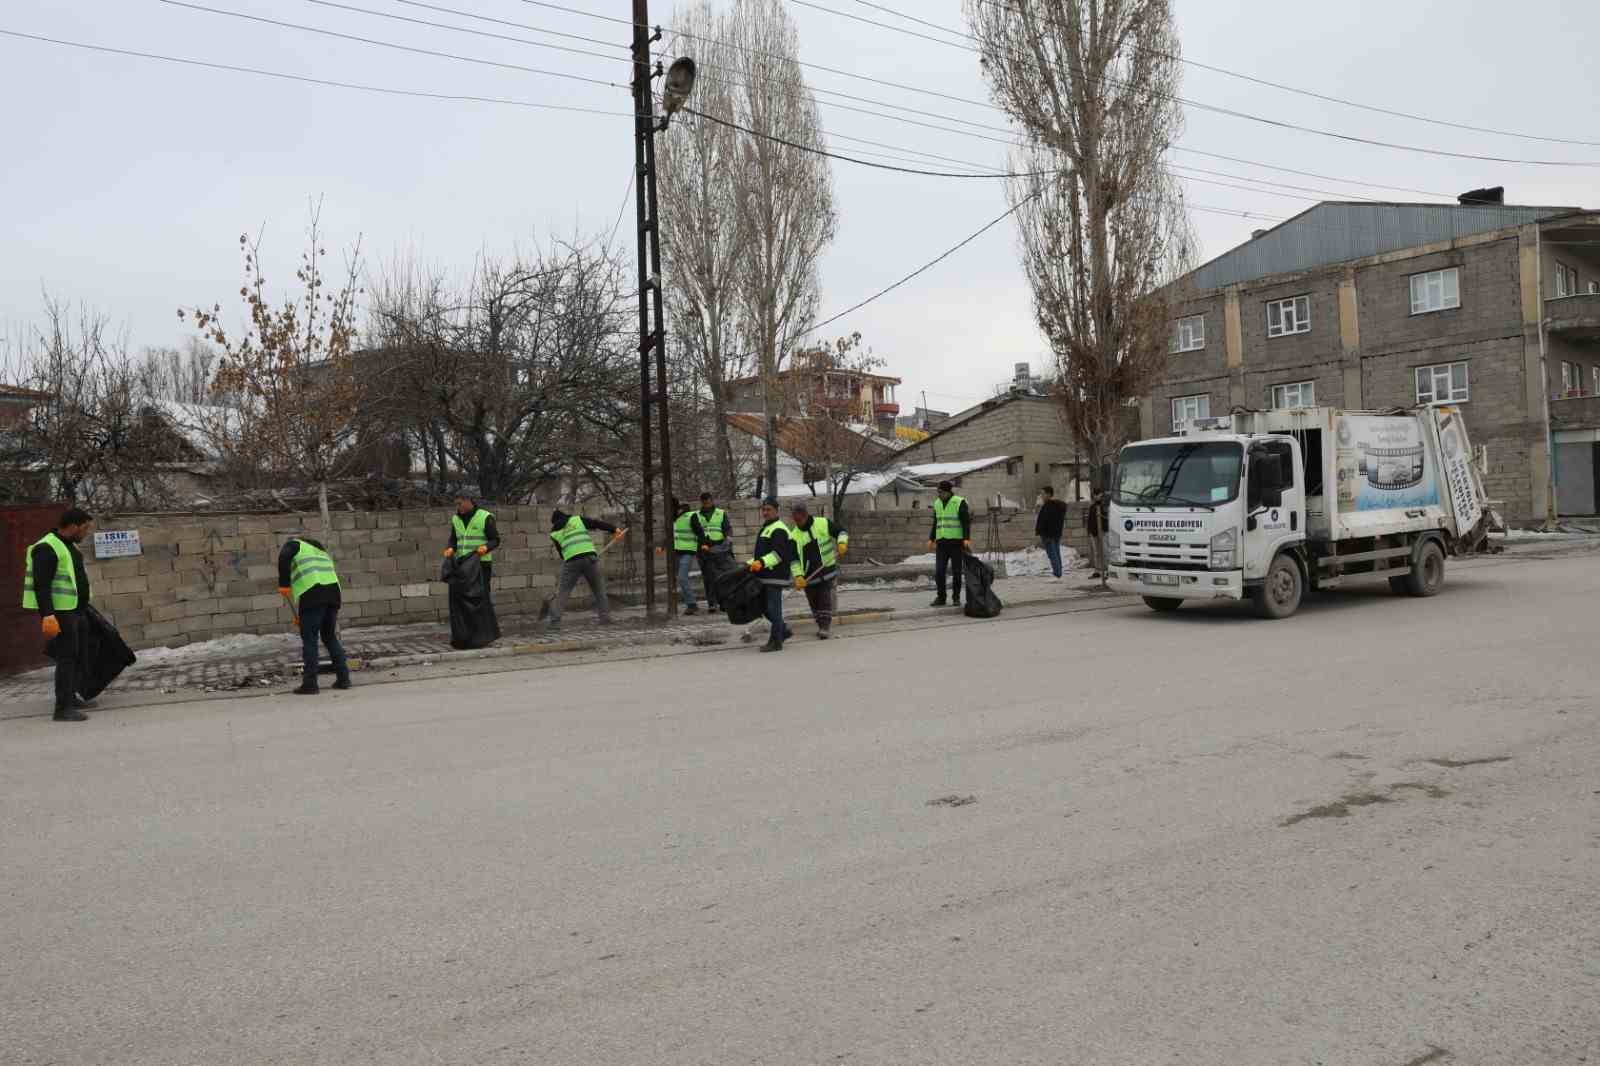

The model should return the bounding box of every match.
[691,491,734,612]
[789,501,848,639]
[926,480,972,607]
[443,494,500,601]
[21,507,96,722]
[277,535,352,696]
[547,509,625,631]
[747,497,798,653]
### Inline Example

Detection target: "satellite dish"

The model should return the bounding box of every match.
[662,57,697,115]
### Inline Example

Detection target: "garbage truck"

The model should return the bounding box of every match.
[1105,405,1491,619]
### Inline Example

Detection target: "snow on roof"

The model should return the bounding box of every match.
[902,455,1012,479]
[149,400,241,458]
[775,470,926,499]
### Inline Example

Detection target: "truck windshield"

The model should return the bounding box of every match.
[1116,441,1243,508]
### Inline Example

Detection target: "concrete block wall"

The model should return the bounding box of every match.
[84,503,1093,650]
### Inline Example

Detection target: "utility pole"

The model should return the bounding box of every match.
[631,0,676,617]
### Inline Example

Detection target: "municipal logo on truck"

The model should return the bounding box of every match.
[1124,518,1205,532]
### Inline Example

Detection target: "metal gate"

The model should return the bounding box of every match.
[1,504,63,675]
[1555,438,1599,516]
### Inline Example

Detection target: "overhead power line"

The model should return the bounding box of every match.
[786,0,1600,166]
[0,26,630,115]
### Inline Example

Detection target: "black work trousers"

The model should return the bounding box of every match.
[50,611,85,712]
[934,540,965,602]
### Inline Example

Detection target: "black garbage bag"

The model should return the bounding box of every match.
[443,553,500,649]
[962,554,1003,619]
[46,605,138,700]
[714,565,766,625]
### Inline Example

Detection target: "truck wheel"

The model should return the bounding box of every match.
[1404,541,1446,597]
[1252,555,1303,619]
[1142,596,1183,613]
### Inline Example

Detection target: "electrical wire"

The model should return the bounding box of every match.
[0,26,631,116]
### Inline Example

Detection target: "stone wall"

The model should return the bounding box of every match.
[81,502,1095,650]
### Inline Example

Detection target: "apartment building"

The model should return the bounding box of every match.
[725,359,902,437]
[1146,200,1600,519]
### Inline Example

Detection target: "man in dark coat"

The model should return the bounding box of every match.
[23,507,96,721]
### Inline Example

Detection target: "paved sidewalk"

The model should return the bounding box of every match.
[0,569,1107,714]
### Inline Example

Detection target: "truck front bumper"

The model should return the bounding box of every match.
[1107,566,1245,601]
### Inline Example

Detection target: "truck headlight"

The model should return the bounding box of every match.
[1209,528,1236,570]
[1106,528,1124,565]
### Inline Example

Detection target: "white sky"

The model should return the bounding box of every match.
[2,0,1596,414]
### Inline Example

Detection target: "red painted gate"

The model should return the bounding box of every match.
[1,503,63,675]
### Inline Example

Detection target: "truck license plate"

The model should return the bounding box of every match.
[1143,574,1179,586]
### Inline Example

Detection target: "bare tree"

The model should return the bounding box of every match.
[138,337,219,405]
[659,0,749,501]
[368,237,638,505]
[779,333,898,522]
[3,295,185,509]
[180,206,366,530]
[723,0,837,496]
[965,0,1194,489]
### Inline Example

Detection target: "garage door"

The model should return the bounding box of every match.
[1555,440,1598,516]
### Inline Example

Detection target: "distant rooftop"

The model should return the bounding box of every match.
[1186,201,1586,292]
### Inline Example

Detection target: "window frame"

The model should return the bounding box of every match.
[1172,313,1206,353]
[1170,393,1210,430]
[1409,267,1461,316]
[1415,361,1470,405]
[1555,262,1579,298]
[1266,295,1311,338]
[1269,380,1316,409]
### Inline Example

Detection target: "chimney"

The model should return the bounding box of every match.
[1014,361,1030,382]
[1458,186,1504,206]
[1250,229,1268,239]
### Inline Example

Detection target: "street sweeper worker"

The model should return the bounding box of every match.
[788,500,848,639]
[926,481,972,608]
[747,497,797,653]
[276,534,352,696]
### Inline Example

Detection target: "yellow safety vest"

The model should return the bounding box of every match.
[288,541,340,606]
[452,508,494,562]
[934,495,967,540]
[21,532,78,611]
[552,515,598,560]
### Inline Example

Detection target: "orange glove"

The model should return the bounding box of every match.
[655,546,665,556]
[838,542,848,556]
[475,545,488,556]
[612,529,627,542]
[698,544,709,553]
[962,539,972,551]
[443,548,455,558]
[793,576,807,590]
[41,615,61,640]
[278,587,293,600]
[749,560,764,573]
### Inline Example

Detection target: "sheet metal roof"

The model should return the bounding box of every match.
[1187,202,1582,291]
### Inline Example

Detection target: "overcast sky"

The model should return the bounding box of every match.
[2,0,1596,413]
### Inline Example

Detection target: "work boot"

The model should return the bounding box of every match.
[817,628,831,640]
[929,596,947,607]
[292,683,319,696]
[332,679,352,691]
[53,707,88,722]
[69,697,97,710]
[684,605,699,616]
[759,639,783,653]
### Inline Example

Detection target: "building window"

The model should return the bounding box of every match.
[1269,381,1316,409]
[1409,268,1461,315]
[1559,361,1590,398]
[1415,361,1469,405]
[1555,262,1579,298]
[1266,295,1310,337]
[1171,393,1210,430]
[1006,459,1020,476]
[1172,314,1205,352]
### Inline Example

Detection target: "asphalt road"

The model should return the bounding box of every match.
[4,550,1598,1065]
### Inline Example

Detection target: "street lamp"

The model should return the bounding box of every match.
[631,2,696,618]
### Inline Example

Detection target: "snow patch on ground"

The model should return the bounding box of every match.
[897,545,1085,578]
[1492,529,1600,543]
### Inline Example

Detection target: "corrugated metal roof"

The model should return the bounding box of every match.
[1187,202,1583,291]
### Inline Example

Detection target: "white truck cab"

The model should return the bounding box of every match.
[1106,406,1488,619]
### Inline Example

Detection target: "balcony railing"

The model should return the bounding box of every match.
[1545,291,1600,341]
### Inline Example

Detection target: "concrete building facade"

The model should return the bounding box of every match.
[1145,202,1600,520]
[894,393,1078,507]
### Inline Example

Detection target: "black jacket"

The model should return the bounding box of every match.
[928,498,972,541]
[1086,500,1109,534]
[277,537,342,610]
[30,534,90,616]
[1035,498,1067,539]
[751,523,796,587]
[548,511,618,556]
[446,507,501,555]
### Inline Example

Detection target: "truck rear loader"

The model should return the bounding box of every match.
[1105,406,1492,619]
